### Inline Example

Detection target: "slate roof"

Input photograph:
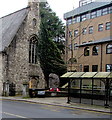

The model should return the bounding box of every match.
[0,7,29,52]
[64,0,112,19]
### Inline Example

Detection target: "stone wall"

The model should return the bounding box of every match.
[0,54,3,95]
[3,1,45,95]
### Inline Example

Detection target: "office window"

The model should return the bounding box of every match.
[74,30,78,37]
[84,65,89,72]
[106,64,112,72]
[92,46,98,55]
[67,19,72,25]
[81,14,87,21]
[89,26,93,34]
[74,43,78,50]
[109,6,112,14]
[82,28,87,35]
[86,13,90,19]
[102,7,109,15]
[97,9,102,17]
[106,44,112,54]
[77,16,80,23]
[68,44,72,50]
[90,11,97,19]
[69,31,72,38]
[106,22,111,30]
[84,47,90,56]
[92,65,98,72]
[98,24,103,31]
[72,17,77,24]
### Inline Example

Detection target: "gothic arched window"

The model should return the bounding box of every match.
[33,18,37,28]
[29,36,38,64]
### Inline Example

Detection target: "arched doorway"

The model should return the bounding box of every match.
[29,76,39,89]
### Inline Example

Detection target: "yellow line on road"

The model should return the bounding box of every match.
[40,107,60,112]
[51,109,60,112]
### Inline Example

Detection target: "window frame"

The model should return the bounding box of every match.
[98,24,103,32]
[81,14,87,21]
[89,26,93,34]
[74,43,78,50]
[106,43,112,54]
[92,46,99,55]
[84,65,89,72]
[69,30,72,38]
[68,44,72,50]
[90,11,97,19]
[84,47,90,56]
[82,28,87,35]
[92,65,98,72]
[72,17,77,24]
[67,19,72,25]
[102,7,109,16]
[74,30,78,37]
[29,36,38,64]
[106,64,112,72]
[105,22,111,30]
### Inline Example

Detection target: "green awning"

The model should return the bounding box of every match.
[93,72,111,79]
[61,72,74,78]
[81,72,97,78]
[69,72,85,78]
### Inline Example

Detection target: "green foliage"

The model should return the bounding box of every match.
[38,2,67,84]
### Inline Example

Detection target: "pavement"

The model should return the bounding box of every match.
[1,96,111,114]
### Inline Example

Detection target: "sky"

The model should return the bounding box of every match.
[0,0,79,23]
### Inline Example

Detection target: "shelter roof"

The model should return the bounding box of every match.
[61,72,74,78]
[61,72,112,79]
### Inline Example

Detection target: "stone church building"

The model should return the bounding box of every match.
[0,0,45,96]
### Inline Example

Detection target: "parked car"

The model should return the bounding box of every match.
[49,88,60,92]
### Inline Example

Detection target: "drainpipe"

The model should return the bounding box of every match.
[100,44,103,72]
[65,21,69,71]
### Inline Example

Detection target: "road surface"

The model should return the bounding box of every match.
[0,99,111,120]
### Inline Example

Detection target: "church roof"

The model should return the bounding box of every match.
[0,7,29,52]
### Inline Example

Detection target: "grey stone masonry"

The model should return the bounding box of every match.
[1,0,45,96]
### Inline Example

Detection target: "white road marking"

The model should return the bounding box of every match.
[2,111,27,118]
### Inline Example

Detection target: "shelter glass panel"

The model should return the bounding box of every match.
[70,79,81,103]
[93,79,105,106]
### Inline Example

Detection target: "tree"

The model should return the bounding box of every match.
[38,2,67,86]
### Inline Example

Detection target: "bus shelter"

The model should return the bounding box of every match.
[61,72,112,107]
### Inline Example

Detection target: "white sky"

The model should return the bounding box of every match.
[0,0,79,23]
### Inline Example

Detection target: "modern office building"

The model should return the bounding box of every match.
[64,0,112,72]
